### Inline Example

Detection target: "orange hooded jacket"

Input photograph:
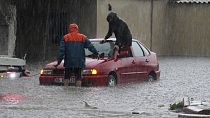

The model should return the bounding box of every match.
[57,24,98,68]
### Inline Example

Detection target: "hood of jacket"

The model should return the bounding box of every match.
[69,24,79,33]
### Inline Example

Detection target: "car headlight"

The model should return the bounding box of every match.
[40,69,52,75]
[0,73,5,79]
[6,72,21,80]
[82,69,97,75]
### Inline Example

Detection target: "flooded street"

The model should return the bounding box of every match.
[1,57,210,118]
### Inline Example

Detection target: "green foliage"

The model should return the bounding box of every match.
[169,101,184,110]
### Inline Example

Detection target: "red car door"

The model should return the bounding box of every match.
[117,48,138,84]
[131,42,148,81]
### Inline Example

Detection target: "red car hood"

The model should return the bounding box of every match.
[44,58,108,69]
[85,58,106,68]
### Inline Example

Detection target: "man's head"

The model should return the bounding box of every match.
[69,24,79,33]
[106,12,119,23]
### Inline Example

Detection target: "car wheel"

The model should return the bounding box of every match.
[148,74,155,82]
[108,74,117,87]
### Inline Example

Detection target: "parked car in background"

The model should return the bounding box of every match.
[0,56,30,80]
[39,38,160,86]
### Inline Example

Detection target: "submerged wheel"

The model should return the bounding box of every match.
[148,73,156,82]
[108,74,117,87]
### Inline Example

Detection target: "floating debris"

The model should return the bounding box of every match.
[83,101,98,109]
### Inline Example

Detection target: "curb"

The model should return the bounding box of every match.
[178,113,210,118]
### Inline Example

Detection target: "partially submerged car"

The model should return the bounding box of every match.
[0,56,30,79]
[39,38,160,86]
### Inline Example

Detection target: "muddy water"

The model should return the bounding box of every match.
[1,57,210,118]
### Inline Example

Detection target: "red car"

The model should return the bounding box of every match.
[39,38,160,86]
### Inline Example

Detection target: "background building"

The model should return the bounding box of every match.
[97,0,210,56]
[0,0,210,61]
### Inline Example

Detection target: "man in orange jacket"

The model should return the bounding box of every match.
[55,24,98,87]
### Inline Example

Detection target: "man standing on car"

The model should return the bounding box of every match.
[54,24,98,87]
[101,11,132,59]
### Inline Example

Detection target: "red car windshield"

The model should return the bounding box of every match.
[85,41,115,58]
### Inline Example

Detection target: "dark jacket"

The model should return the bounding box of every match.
[57,24,98,68]
[105,12,132,47]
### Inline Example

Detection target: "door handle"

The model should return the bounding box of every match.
[145,59,149,63]
[132,60,135,64]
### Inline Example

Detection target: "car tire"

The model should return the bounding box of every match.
[108,74,117,87]
[148,73,156,82]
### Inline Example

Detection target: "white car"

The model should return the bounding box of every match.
[0,56,30,79]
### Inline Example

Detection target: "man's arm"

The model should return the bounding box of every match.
[84,39,98,55]
[105,23,113,39]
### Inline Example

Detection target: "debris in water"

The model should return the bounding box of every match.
[83,101,98,109]
[132,111,140,114]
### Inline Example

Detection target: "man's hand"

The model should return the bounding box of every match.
[54,61,61,68]
[114,45,119,50]
[54,64,59,68]
[92,53,99,59]
[100,39,107,44]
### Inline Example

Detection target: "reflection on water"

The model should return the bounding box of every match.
[0,92,24,104]
[0,57,210,118]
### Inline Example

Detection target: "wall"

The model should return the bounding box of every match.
[167,3,210,56]
[7,5,16,57]
[0,0,8,55]
[15,0,97,61]
[2,0,210,59]
[96,0,170,55]
[79,0,97,39]
[0,9,8,55]
[0,25,8,55]
[97,0,210,56]
[0,0,16,56]
[152,0,171,55]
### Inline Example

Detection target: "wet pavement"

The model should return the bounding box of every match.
[1,57,210,118]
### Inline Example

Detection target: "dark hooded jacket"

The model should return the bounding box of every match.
[57,24,98,68]
[105,12,132,47]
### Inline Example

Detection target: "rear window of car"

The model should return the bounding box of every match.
[139,43,150,56]
[132,42,144,57]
